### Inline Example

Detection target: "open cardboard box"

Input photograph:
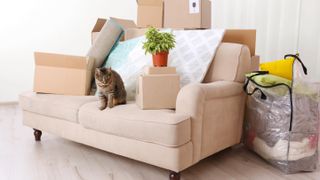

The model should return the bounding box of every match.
[223,29,256,57]
[91,17,137,44]
[222,29,259,71]
[91,18,107,45]
[33,52,95,96]
[124,28,148,41]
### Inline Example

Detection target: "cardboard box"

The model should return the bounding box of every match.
[222,29,258,68]
[124,27,184,41]
[91,17,137,44]
[144,66,176,75]
[137,0,164,28]
[222,29,256,57]
[124,28,148,41]
[136,74,180,109]
[91,18,107,45]
[110,17,137,29]
[33,52,94,96]
[164,0,211,29]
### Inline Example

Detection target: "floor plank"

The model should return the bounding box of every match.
[0,104,319,180]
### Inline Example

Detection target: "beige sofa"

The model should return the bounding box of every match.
[19,43,256,180]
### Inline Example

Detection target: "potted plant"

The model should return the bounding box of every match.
[143,27,176,67]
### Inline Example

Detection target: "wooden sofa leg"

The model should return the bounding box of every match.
[33,129,42,141]
[169,171,180,180]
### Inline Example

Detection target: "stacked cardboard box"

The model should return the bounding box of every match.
[164,0,211,29]
[91,0,212,42]
[136,0,211,29]
[136,67,180,109]
[137,0,164,28]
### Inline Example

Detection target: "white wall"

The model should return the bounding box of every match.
[298,0,320,80]
[0,0,319,102]
[0,0,137,102]
[212,0,320,81]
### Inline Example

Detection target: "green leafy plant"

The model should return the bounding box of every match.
[142,27,176,55]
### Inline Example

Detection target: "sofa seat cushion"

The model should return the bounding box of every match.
[19,91,97,123]
[79,102,191,147]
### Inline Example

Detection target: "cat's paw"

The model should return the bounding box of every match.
[108,103,114,109]
[99,105,107,110]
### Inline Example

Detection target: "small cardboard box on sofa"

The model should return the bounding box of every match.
[136,67,180,109]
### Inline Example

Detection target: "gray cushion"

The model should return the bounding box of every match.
[87,19,123,69]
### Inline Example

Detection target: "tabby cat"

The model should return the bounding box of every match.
[95,67,127,110]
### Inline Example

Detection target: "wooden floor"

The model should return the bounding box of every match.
[0,104,319,180]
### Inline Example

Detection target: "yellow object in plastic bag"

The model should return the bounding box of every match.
[260,57,294,80]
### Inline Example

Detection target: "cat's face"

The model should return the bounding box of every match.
[95,67,113,86]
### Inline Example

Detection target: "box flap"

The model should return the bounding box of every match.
[110,17,137,30]
[124,28,148,40]
[34,52,91,70]
[92,18,107,33]
[137,0,163,6]
[222,29,256,56]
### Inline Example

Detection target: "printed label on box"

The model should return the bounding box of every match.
[189,0,200,14]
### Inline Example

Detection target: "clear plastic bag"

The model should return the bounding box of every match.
[244,54,319,173]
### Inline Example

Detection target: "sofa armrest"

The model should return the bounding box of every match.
[176,81,243,108]
[176,81,244,162]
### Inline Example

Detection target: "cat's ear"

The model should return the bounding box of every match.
[107,67,112,72]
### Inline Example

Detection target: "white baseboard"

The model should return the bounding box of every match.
[0,101,18,105]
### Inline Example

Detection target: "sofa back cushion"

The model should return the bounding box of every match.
[203,43,251,83]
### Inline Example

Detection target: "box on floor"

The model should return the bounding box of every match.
[33,52,94,96]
